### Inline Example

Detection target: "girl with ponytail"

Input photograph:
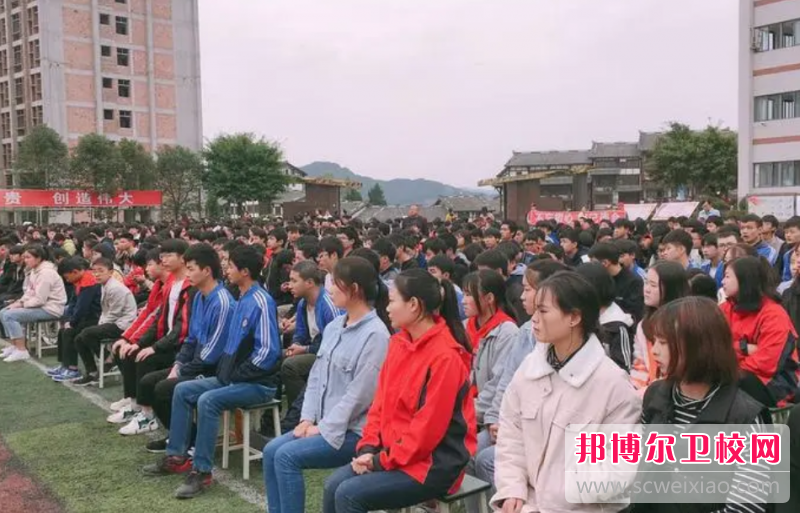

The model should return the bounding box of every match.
[322,269,477,513]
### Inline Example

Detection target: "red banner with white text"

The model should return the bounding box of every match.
[527,208,626,226]
[0,190,162,208]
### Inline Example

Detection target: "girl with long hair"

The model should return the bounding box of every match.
[263,256,391,513]
[323,268,477,513]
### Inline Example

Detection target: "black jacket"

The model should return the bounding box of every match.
[0,261,24,298]
[613,267,644,323]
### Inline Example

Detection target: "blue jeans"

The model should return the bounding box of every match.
[166,377,275,473]
[323,465,445,513]
[264,431,359,513]
[0,307,58,339]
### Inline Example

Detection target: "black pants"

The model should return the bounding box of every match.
[57,326,82,367]
[281,353,316,407]
[74,323,123,375]
[115,349,175,400]
[139,370,195,428]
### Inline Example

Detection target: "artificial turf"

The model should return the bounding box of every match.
[0,357,331,512]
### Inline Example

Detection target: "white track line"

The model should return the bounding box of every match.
[1,341,267,510]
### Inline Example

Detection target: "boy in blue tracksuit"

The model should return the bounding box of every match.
[143,245,281,499]
[138,243,236,452]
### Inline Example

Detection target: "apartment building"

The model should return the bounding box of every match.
[0,0,202,187]
[739,0,800,202]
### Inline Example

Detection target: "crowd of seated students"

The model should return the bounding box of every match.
[0,204,798,512]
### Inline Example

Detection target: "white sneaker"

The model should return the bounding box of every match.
[109,397,132,412]
[118,412,158,436]
[1,345,14,358]
[106,407,139,424]
[4,349,30,362]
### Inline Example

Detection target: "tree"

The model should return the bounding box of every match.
[648,122,737,200]
[69,134,125,194]
[118,139,156,221]
[13,125,68,188]
[367,183,387,206]
[154,145,204,220]
[344,188,363,201]
[203,133,288,216]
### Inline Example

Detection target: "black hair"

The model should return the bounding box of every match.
[52,247,69,261]
[473,249,509,276]
[462,243,484,264]
[292,260,322,285]
[145,248,161,264]
[661,229,693,256]
[614,238,638,256]
[349,248,381,273]
[524,258,571,288]
[250,227,267,240]
[702,233,718,247]
[117,233,135,242]
[525,229,545,242]
[688,272,718,301]
[427,254,455,277]
[496,241,521,264]
[726,256,781,311]
[740,214,763,226]
[716,225,742,241]
[183,243,222,281]
[319,236,344,259]
[92,257,115,271]
[575,262,616,307]
[462,269,516,322]
[337,226,360,247]
[296,241,319,261]
[423,238,448,256]
[160,238,189,256]
[229,245,264,280]
[332,256,391,330]
[596,227,613,240]
[762,215,779,228]
[22,243,51,262]
[784,216,800,231]
[131,249,148,268]
[542,243,564,261]
[58,256,88,275]
[536,271,600,342]
[9,244,24,256]
[588,242,621,264]
[645,260,690,319]
[394,269,470,352]
[371,238,397,262]
[559,228,580,244]
[484,227,501,240]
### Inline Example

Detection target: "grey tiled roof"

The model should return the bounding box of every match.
[273,190,306,204]
[354,205,448,222]
[638,132,663,152]
[589,141,640,158]
[436,195,500,212]
[505,150,591,168]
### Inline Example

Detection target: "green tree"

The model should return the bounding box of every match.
[203,133,288,216]
[367,183,387,206]
[118,139,156,221]
[69,133,125,194]
[154,145,204,220]
[648,122,737,200]
[13,125,69,188]
[344,188,363,201]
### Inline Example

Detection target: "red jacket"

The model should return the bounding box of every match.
[721,297,800,404]
[123,265,145,295]
[357,318,477,494]
[136,274,194,353]
[122,278,165,345]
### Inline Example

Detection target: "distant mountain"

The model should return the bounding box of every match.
[300,161,496,206]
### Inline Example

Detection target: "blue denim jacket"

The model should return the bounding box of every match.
[301,309,390,449]
[483,321,535,425]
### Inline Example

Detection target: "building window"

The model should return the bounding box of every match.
[116,0,127,3]
[2,144,12,170]
[755,20,800,52]
[13,76,23,104]
[15,108,25,137]
[99,13,110,25]
[0,113,10,139]
[754,161,800,188]
[10,13,20,41]
[118,79,130,98]
[0,81,9,108]
[27,6,38,34]
[755,91,800,121]
[119,110,132,129]
[27,39,39,68]
[115,16,128,35]
[102,77,113,89]
[101,45,112,57]
[29,73,40,101]
[12,45,21,73]
[116,47,129,66]
[10,0,18,8]
[0,23,7,45]
[0,50,8,78]
[31,105,42,126]
[103,109,114,121]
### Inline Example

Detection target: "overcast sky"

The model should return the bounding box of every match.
[198,0,737,188]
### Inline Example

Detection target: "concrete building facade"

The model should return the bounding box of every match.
[739,0,800,199]
[0,0,202,187]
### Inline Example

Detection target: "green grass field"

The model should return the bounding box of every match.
[0,354,331,513]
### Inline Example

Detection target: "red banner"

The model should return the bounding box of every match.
[527,208,626,226]
[0,190,162,208]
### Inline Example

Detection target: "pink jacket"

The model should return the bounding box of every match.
[16,261,67,317]
[491,335,642,512]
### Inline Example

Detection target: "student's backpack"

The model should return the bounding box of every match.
[599,321,635,373]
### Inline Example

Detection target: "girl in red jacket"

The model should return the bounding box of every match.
[721,255,799,406]
[323,269,477,513]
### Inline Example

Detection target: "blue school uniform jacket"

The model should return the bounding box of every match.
[292,287,343,354]
[175,283,236,378]
[216,284,281,387]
